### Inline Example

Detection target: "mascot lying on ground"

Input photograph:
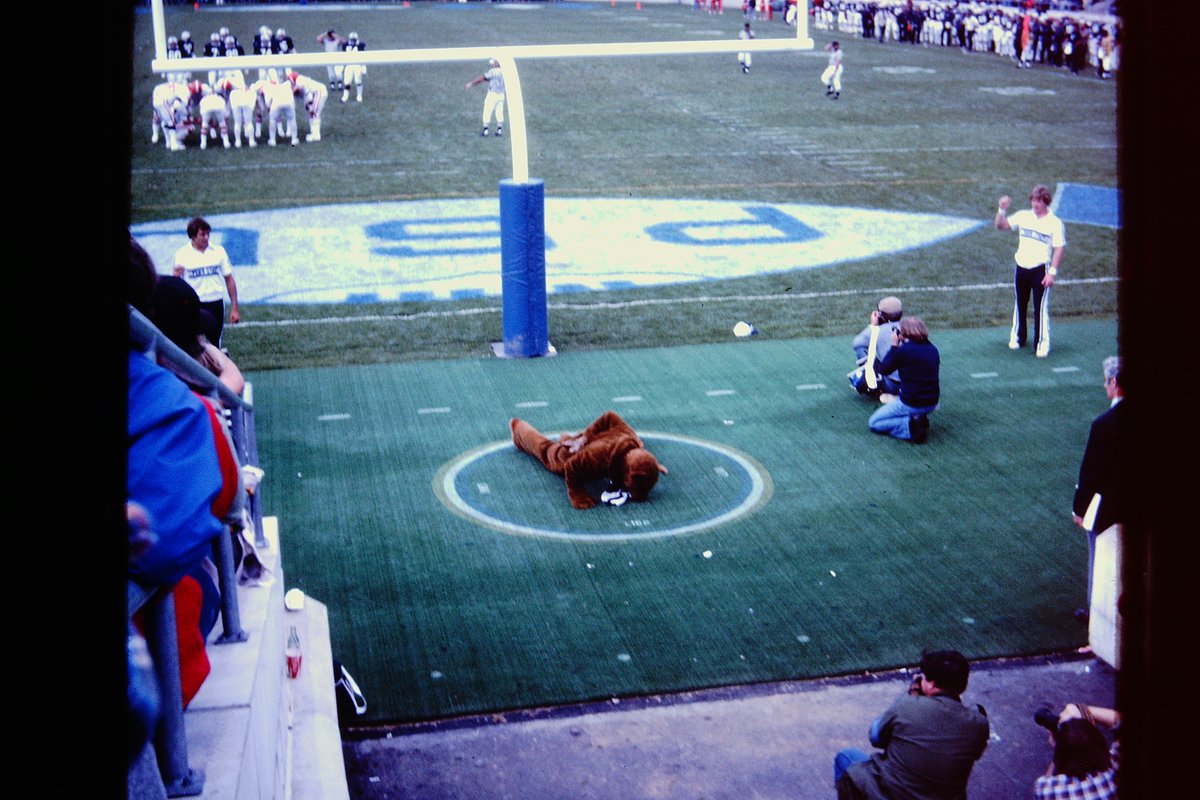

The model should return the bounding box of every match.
[510,411,668,509]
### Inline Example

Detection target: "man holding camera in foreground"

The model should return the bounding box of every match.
[848,296,904,400]
[833,650,989,800]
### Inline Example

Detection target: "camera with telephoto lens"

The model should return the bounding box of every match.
[1034,705,1060,731]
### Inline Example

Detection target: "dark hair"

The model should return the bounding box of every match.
[186,216,212,240]
[1052,719,1111,779]
[919,650,970,697]
[128,237,158,317]
[151,276,204,358]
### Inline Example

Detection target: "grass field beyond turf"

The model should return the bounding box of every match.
[253,319,1116,723]
[132,3,1118,370]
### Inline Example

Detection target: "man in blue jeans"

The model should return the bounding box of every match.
[834,650,989,799]
[868,317,940,443]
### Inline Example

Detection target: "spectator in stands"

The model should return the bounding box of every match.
[128,238,242,589]
[151,275,245,397]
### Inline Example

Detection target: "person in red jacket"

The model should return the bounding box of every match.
[510,411,668,509]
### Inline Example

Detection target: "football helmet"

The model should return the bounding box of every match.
[219,26,230,38]
[276,28,287,38]
[348,32,359,45]
[180,31,191,42]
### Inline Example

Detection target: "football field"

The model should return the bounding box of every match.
[130,2,1119,723]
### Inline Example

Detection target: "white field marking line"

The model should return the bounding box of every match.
[612,395,643,402]
[515,400,549,408]
[477,483,491,495]
[795,383,826,391]
[317,413,351,421]
[714,466,730,477]
[706,389,736,397]
[971,372,1000,379]
[417,407,451,415]
[1052,366,1081,373]
[238,277,1118,328]
[131,144,1115,176]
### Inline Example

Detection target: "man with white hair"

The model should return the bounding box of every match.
[465,58,506,138]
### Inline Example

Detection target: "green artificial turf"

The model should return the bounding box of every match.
[253,319,1117,722]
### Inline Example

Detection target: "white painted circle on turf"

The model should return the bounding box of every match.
[433,432,772,542]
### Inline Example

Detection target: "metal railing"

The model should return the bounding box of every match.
[129,306,263,796]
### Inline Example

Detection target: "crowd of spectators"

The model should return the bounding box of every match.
[805,1,1120,77]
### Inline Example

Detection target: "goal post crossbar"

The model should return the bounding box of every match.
[150,37,814,77]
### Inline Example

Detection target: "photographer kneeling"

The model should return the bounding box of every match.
[848,296,904,400]
[1033,703,1119,799]
[867,317,940,444]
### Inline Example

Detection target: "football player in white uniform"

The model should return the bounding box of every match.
[289,71,328,142]
[152,80,188,151]
[340,32,367,102]
[262,70,299,147]
[465,59,506,138]
[220,76,256,148]
[197,83,231,150]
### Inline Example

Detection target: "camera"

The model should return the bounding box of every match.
[1034,705,1060,731]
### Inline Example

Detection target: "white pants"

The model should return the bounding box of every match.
[343,65,365,87]
[482,91,505,126]
[821,64,843,92]
[269,103,297,141]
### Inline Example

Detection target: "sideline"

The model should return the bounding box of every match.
[236,276,1118,328]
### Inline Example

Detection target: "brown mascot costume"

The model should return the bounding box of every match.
[510,411,668,509]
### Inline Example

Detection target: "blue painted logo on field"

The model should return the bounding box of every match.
[1053,183,1121,229]
[131,199,983,304]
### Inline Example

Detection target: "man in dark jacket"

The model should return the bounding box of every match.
[868,317,940,443]
[1071,356,1128,623]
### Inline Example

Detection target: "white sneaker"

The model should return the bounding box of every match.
[878,393,898,404]
[1036,345,1050,358]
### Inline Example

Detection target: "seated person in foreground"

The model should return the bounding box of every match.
[848,296,903,399]
[510,411,668,509]
[152,275,245,397]
[868,316,940,444]
[834,649,989,800]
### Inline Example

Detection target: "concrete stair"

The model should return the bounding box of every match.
[181,516,349,800]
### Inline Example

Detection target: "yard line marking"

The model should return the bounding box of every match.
[706,389,736,397]
[476,483,491,495]
[515,400,549,408]
[317,413,351,421]
[612,395,643,402]
[1052,366,1081,373]
[418,407,451,415]
[796,383,827,391]
[971,372,999,379]
[238,277,1118,329]
[714,467,729,477]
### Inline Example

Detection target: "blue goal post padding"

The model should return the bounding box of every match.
[500,179,550,358]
